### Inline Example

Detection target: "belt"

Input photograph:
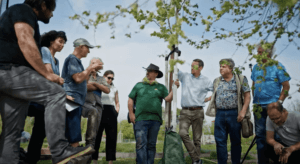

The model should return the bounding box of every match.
[182,106,203,110]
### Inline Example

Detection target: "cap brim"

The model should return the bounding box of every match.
[87,44,94,48]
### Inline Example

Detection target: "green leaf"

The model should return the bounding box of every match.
[284,72,290,77]
[82,11,90,16]
[169,59,185,72]
[125,33,131,38]
[193,65,199,70]
[116,5,121,9]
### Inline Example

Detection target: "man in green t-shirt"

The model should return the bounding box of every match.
[128,63,179,164]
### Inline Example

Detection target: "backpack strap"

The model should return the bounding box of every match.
[213,76,222,92]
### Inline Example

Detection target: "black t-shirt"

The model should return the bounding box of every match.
[0,3,41,68]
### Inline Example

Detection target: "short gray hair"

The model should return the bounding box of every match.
[89,57,103,66]
[257,43,276,58]
[219,58,235,69]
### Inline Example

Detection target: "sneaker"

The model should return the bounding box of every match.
[52,145,95,164]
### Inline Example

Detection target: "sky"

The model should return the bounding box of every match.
[1,0,300,125]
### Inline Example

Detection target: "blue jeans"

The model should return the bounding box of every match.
[214,109,241,164]
[254,106,281,164]
[134,120,161,164]
[65,106,82,143]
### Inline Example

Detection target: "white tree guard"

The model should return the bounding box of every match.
[164,60,170,127]
[171,49,179,131]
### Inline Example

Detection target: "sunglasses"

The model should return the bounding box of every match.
[107,77,114,81]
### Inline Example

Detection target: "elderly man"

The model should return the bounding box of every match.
[251,43,291,164]
[0,1,93,163]
[128,63,178,164]
[175,59,213,164]
[266,102,300,164]
[84,57,110,147]
[69,57,110,163]
[62,38,102,148]
[206,58,251,164]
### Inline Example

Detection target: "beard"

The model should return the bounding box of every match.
[38,10,51,24]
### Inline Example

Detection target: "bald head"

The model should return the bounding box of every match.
[267,102,284,113]
[267,102,288,126]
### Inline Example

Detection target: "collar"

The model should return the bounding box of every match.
[221,74,235,81]
[191,74,201,79]
[70,54,82,63]
[142,77,158,85]
[54,57,59,65]
[91,73,99,80]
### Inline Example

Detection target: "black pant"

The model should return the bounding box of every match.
[266,142,300,164]
[25,103,46,164]
[92,105,118,161]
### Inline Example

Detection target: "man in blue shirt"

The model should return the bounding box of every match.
[62,38,102,148]
[175,59,213,164]
[251,44,291,164]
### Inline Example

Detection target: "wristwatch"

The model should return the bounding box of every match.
[278,100,283,104]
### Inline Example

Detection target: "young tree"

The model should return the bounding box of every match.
[70,0,300,118]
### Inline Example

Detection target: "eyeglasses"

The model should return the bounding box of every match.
[107,77,114,81]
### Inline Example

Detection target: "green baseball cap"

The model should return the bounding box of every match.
[73,38,94,48]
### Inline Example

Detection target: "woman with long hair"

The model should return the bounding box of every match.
[25,30,70,164]
[92,70,119,164]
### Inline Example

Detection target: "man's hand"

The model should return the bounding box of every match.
[279,147,293,164]
[90,62,102,71]
[173,79,180,88]
[204,96,211,102]
[274,143,285,155]
[237,109,247,122]
[66,95,74,101]
[46,74,64,85]
[129,112,136,124]
[91,69,96,74]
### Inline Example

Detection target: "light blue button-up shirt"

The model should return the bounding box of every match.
[178,70,213,107]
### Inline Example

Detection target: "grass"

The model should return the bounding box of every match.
[4,116,258,164]
[36,157,218,164]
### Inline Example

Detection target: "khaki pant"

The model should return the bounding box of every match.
[178,109,204,161]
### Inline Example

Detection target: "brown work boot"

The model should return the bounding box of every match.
[52,145,95,164]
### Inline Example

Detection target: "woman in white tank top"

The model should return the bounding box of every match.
[92,70,119,164]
